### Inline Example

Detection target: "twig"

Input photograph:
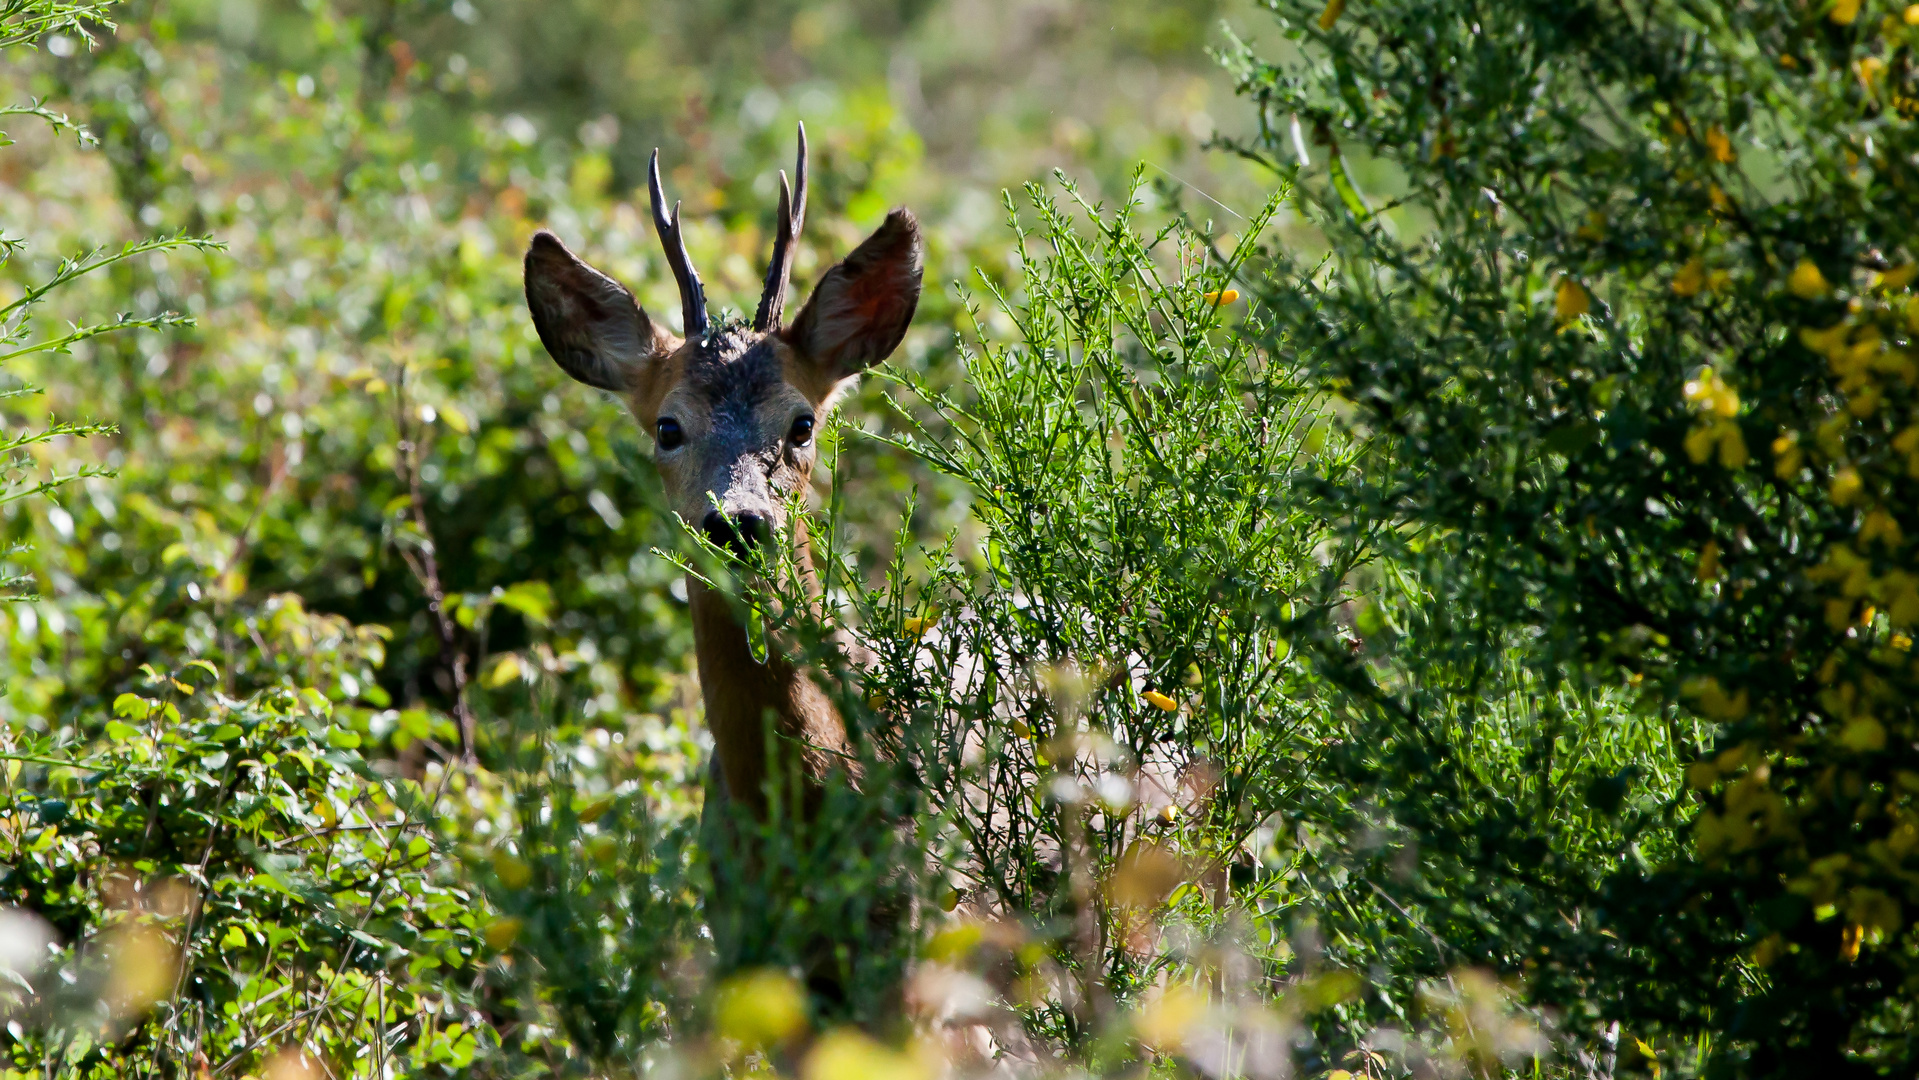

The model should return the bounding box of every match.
[387,364,475,763]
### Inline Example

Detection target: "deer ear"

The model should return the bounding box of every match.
[783,209,922,383]
[524,230,674,392]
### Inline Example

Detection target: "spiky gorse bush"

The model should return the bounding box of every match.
[1230,0,1919,1072]
[606,173,1581,1079]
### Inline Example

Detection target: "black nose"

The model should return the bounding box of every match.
[701,509,768,554]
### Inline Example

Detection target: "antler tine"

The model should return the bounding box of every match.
[649,148,708,339]
[753,122,808,331]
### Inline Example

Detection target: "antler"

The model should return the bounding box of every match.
[753,122,808,332]
[649,148,708,339]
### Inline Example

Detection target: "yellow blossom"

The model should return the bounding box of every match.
[1842,718,1886,752]
[1717,424,1749,468]
[1706,127,1736,164]
[1203,288,1240,306]
[1672,257,1707,297]
[1840,923,1864,962]
[1555,277,1590,320]
[715,969,808,1049]
[1134,984,1207,1049]
[1317,0,1344,30]
[1857,56,1886,93]
[1773,432,1804,478]
[491,850,532,890]
[1831,466,1864,505]
[1684,425,1718,465]
[1862,510,1904,548]
[902,613,938,638]
[483,917,523,951]
[1789,259,1832,299]
[1908,3,1919,24]
[1880,264,1919,291]
[1142,689,1178,712]
[803,1030,929,1080]
[1830,0,1860,24]
[1696,540,1721,583]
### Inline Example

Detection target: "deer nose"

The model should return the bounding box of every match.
[701,509,769,554]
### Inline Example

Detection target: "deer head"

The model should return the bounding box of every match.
[522,125,923,558]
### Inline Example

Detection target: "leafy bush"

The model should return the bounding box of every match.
[10,0,1919,1074]
[1231,0,1919,1072]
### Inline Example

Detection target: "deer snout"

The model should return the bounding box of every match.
[701,508,770,555]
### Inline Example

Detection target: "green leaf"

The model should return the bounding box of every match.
[1326,152,1372,219]
[112,693,151,720]
[495,581,554,626]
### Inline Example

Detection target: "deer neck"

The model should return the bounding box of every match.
[686,521,848,816]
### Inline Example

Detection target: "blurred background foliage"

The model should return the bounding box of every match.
[6,0,1917,1076]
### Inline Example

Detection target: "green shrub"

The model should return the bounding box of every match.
[1232,0,1919,1072]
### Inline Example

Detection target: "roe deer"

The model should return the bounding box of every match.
[522,125,922,819]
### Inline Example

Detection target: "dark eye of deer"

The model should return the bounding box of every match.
[656,417,684,450]
[789,415,815,446]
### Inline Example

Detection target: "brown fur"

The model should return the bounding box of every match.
[524,208,923,819]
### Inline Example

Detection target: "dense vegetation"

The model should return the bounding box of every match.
[2,0,1916,1076]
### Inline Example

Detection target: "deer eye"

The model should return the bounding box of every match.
[656,417,684,450]
[789,414,815,446]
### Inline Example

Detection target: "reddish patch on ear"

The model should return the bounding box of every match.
[785,209,923,380]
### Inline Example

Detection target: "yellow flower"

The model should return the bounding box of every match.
[491,850,532,890]
[483,917,523,951]
[1876,264,1917,291]
[1684,424,1718,465]
[1317,0,1345,30]
[1840,922,1864,962]
[1857,56,1886,94]
[802,1029,928,1080]
[1842,717,1886,752]
[901,613,938,638]
[1908,3,1919,25]
[1142,689,1178,712]
[1202,288,1240,306]
[1672,257,1706,298]
[715,969,808,1049]
[1799,321,1849,361]
[1555,277,1590,320]
[1773,432,1804,478]
[1706,127,1736,164]
[1789,259,1831,300]
[1718,423,1749,468]
[1696,540,1721,583]
[1830,0,1860,24]
[1830,466,1864,505]
[1134,984,1206,1049]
